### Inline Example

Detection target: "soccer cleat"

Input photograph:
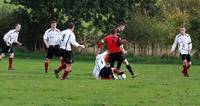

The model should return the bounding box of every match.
[132,74,137,79]
[182,71,189,77]
[54,69,59,79]
[8,67,15,71]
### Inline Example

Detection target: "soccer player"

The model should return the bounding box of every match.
[54,22,85,80]
[171,26,192,77]
[0,23,22,70]
[93,51,125,80]
[92,51,113,80]
[98,22,137,79]
[116,22,137,79]
[103,29,125,75]
[43,20,63,73]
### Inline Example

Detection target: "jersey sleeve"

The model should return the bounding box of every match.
[3,30,12,43]
[188,35,192,50]
[43,30,48,40]
[70,32,80,47]
[171,36,178,52]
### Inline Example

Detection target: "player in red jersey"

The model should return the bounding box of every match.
[103,29,125,75]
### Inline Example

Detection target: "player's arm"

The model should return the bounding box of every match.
[170,36,178,54]
[43,31,49,48]
[3,30,12,46]
[71,33,85,49]
[188,36,192,52]
[14,34,22,46]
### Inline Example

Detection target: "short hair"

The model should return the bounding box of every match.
[116,21,125,28]
[50,20,57,24]
[15,23,21,26]
[111,28,117,34]
[67,22,75,29]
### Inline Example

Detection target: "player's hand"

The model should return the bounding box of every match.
[123,50,128,54]
[18,42,22,46]
[46,44,49,48]
[188,49,191,52]
[80,45,85,49]
[6,43,11,46]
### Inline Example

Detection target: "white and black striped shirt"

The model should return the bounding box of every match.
[43,28,60,46]
[59,29,80,51]
[171,33,192,55]
[3,29,19,45]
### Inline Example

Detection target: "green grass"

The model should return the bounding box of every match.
[0,58,200,106]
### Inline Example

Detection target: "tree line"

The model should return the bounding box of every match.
[0,0,200,57]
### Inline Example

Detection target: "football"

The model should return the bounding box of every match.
[118,71,126,80]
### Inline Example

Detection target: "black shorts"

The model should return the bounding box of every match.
[46,45,61,59]
[0,41,13,54]
[181,54,191,62]
[60,49,73,64]
[99,67,112,78]
[109,52,125,64]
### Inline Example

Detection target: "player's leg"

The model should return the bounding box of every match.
[61,63,71,80]
[0,53,5,60]
[54,57,66,79]
[44,47,53,73]
[44,58,50,73]
[0,43,8,60]
[186,54,192,75]
[182,59,189,77]
[8,53,14,70]
[123,59,136,78]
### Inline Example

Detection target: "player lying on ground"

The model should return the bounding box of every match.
[43,20,64,73]
[0,23,22,70]
[92,51,126,80]
[54,22,85,80]
[170,25,192,77]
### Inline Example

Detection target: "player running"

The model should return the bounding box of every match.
[170,26,192,77]
[54,22,85,80]
[43,20,63,73]
[0,23,22,70]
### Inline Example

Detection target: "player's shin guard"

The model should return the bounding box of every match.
[126,65,134,75]
[8,58,13,69]
[44,62,49,73]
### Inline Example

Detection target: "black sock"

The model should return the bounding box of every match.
[126,65,134,75]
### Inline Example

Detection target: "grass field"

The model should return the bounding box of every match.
[0,58,200,106]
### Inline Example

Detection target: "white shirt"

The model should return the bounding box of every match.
[59,29,80,51]
[92,52,107,79]
[171,33,192,55]
[3,29,19,45]
[43,28,60,46]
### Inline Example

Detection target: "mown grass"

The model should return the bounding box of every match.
[0,58,200,106]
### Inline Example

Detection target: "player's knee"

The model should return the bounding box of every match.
[45,58,49,62]
[183,60,187,65]
[124,59,129,65]
[9,53,14,58]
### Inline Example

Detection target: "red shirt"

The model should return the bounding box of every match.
[104,34,122,53]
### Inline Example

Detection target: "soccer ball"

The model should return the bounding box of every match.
[118,72,126,80]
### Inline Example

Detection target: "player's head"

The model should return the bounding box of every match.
[111,28,117,35]
[15,23,21,32]
[116,22,125,32]
[67,22,75,31]
[50,20,57,29]
[179,26,186,35]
